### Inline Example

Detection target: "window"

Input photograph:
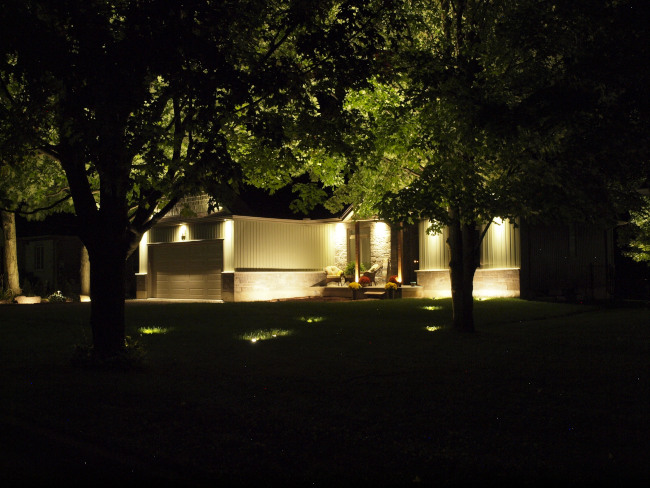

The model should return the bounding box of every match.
[347,225,371,268]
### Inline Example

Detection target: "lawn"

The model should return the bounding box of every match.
[1,298,648,486]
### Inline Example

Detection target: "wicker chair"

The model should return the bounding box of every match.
[324,265,344,285]
[363,263,382,285]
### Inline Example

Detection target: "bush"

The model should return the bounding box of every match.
[359,276,371,286]
[46,290,67,303]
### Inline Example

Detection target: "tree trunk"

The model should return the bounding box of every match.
[80,245,90,296]
[447,213,479,333]
[1,210,21,295]
[87,239,127,357]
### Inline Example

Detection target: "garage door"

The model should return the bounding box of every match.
[150,240,223,299]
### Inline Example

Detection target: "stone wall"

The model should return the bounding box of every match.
[416,268,520,298]
[231,270,326,302]
[221,271,234,302]
[334,224,349,270]
[369,222,391,284]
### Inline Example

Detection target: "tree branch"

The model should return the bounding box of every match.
[0,193,72,215]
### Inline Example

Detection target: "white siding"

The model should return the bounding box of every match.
[234,219,336,270]
[419,221,449,270]
[419,218,520,270]
[148,221,225,243]
[480,219,520,269]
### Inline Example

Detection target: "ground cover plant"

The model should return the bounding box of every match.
[0,298,648,486]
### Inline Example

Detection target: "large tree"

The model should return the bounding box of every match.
[0,0,390,356]
[0,154,72,296]
[319,0,649,331]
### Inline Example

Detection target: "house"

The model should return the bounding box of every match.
[417,218,614,301]
[135,194,615,302]
[135,194,415,301]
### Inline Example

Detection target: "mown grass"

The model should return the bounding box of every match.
[0,298,648,486]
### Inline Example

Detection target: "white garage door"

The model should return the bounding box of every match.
[150,240,223,300]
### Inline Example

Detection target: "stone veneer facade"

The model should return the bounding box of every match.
[416,268,520,298]
[223,271,327,302]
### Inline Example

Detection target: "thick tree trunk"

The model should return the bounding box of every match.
[87,239,127,357]
[447,213,479,333]
[1,210,21,295]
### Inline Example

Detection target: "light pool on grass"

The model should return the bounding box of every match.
[139,327,170,335]
[425,326,443,332]
[298,316,325,323]
[241,329,292,343]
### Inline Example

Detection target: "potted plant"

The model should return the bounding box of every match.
[348,281,362,300]
[343,262,367,281]
[359,275,371,287]
[385,281,398,299]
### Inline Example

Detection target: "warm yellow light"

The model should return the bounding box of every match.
[425,326,442,332]
[79,295,91,302]
[373,221,390,240]
[139,326,169,335]
[242,329,291,342]
[299,316,325,323]
[422,305,442,311]
[179,224,187,241]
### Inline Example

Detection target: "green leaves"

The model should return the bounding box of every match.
[620,196,650,264]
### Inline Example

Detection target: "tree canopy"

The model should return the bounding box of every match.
[0,0,392,356]
[313,0,650,331]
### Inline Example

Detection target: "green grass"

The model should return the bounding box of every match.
[1,298,648,486]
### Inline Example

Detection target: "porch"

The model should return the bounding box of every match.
[322,284,424,300]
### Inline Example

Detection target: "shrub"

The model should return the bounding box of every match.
[46,290,67,303]
[359,276,371,286]
[388,275,399,284]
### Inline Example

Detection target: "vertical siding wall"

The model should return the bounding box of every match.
[480,219,520,268]
[148,222,225,243]
[419,221,450,270]
[234,219,335,270]
[419,219,520,270]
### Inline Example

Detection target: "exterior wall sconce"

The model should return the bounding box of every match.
[180,224,187,241]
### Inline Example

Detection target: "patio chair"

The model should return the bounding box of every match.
[363,262,382,285]
[324,265,344,286]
